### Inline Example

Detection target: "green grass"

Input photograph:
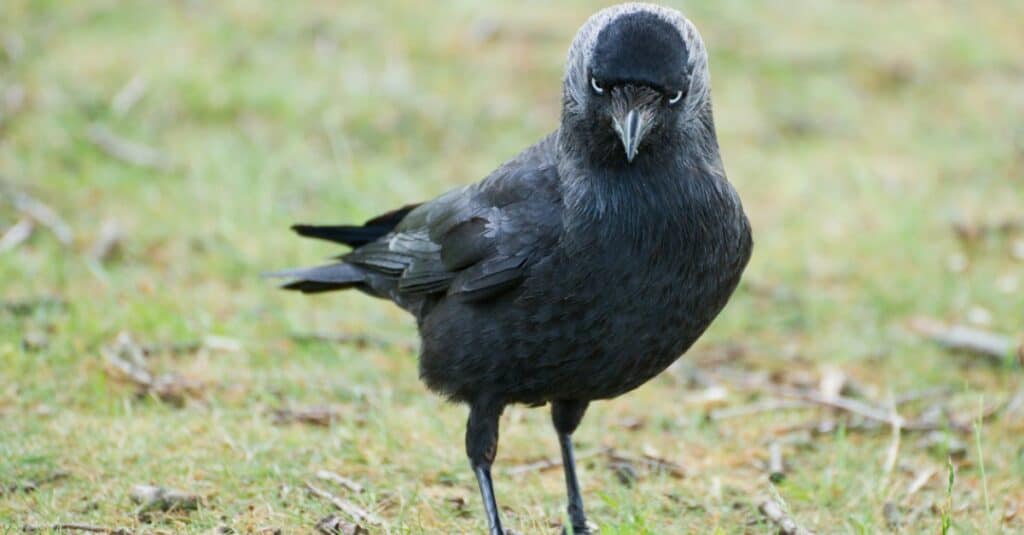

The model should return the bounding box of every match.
[2,0,1023,533]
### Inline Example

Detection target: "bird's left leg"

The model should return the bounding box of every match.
[467,396,507,535]
[551,399,591,534]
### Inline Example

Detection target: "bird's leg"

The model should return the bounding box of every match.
[467,397,506,535]
[551,400,591,534]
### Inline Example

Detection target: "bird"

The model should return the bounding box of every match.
[272,3,752,534]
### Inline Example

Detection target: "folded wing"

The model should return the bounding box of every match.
[275,154,562,308]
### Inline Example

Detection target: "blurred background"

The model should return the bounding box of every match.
[2,1,1022,533]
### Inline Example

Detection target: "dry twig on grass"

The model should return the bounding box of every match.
[779,388,909,428]
[505,449,602,476]
[709,399,813,421]
[0,297,65,315]
[506,455,564,476]
[768,441,785,483]
[882,397,902,476]
[305,481,385,527]
[895,386,953,406]
[909,317,1022,365]
[270,406,340,427]
[758,497,815,535]
[774,387,976,433]
[1005,387,1024,416]
[905,467,937,498]
[3,186,73,245]
[315,515,366,535]
[111,74,147,116]
[130,484,200,513]
[0,218,33,252]
[89,220,123,263]
[952,217,1024,242]
[3,470,69,495]
[86,124,172,171]
[103,332,205,406]
[607,448,686,479]
[22,523,132,534]
[883,502,903,531]
[316,470,364,494]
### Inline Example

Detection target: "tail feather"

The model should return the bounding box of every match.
[291,224,388,248]
[266,262,365,294]
[281,204,420,294]
[291,203,420,248]
[280,280,356,294]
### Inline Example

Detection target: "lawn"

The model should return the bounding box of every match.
[2,1,1023,533]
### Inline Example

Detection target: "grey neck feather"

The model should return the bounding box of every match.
[555,4,721,230]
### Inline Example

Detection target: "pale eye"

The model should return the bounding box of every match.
[590,77,605,95]
[668,90,684,105]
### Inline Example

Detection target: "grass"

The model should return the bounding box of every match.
[2,0,1023,532]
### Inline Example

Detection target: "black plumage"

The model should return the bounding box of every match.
[272,4,752,534]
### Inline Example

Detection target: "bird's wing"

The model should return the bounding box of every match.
[345,159,563,303]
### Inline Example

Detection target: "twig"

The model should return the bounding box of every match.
[952,217,1024,242]
[0,218,33,252]
[607,448,686,478]
[779,388,908,428]
[768,442,785,483]
[103,332,204,406]
[111,74,147,116]
[315,515,366,535]
[909,317,1021,364]
[905,467,937,499]
[818,366,847,401]
[316,470,364,494]
[883,502,902,531]
[3,34,25,63]
[10,190,72,244]
[86,124,172,171]
[304,481,384,526]
[3,470,69,494]
[1005,386,1024,416]
[506,456,561,475]
[709,399,813,421]
[88,220,123,263]
[271,406,339,427]
[506,449,600,476]
[895,386,953,406]
[757,497,815,535]
[1,84,27,123]
[0,297,65,315]
[773,388,970,434]
[104,336,153,386]
[882,398,902,475]
[22,523,131,534]
[130,484,199,513]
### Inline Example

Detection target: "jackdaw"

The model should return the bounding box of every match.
[272,4,752,533]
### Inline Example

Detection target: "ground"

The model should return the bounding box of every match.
[2,1,1023,533]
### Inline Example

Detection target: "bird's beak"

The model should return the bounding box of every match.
[610,93,656,163]
[612,110,645,163]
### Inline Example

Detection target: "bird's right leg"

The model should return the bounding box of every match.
[552,399,591,534]
[466,396,506,535]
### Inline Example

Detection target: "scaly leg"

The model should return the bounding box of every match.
[552,400,591,534]
[467,397,506,535]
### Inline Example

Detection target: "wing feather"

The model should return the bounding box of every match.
[286,135,563,305]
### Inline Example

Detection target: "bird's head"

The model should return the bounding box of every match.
[561,3,711,166]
